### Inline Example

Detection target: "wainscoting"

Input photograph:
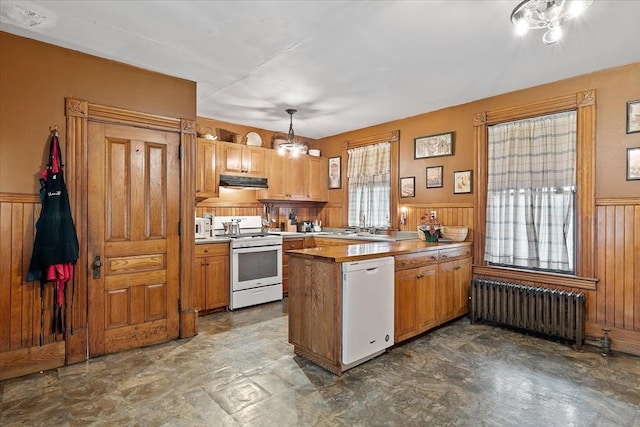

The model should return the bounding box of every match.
[593,198,640,354]
[0,193,66,380]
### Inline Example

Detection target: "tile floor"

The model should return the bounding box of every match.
[1,299,639,426]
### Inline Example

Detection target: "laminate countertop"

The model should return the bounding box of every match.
[287,240,472,263]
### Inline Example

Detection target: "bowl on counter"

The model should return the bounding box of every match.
[439,226,468,242]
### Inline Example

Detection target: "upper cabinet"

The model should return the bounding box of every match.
[305,156,328,202]
[196,138,219,200]
[258,151,328,202]
[219,141,267,177]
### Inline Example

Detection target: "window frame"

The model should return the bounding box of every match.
[473,91,596,281]
[341,130,400,228]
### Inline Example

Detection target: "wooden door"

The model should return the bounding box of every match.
[306,156,328,201]
[87,122,180,356]
[220,142,244,175]
[286,156,306,200]
[416,265,438,333]
[438,260,456,323]
[394,268,418,342]
[452,258,472,317]
[244,146,266,177]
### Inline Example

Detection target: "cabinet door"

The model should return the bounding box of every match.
[282,238,304,295]
[306,156,328,201]
[243,146,266,177]
[437,260,456,324]
[452,257,472,317]
[416,265,438,333]
[205,255,229,310]
[220,142,244,174]
[196,139,218,199]
[261,151,287,199]
[286,156,306,200]
[194,255,208,312]
[394,268,418,343]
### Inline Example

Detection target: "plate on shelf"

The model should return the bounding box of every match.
[246,132,263,147]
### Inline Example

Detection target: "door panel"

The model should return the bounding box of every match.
[88,122,180,357]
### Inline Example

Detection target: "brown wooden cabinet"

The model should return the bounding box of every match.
[196,138,218,200]
[194,244,229,312]
[394,244,472,343]
[305,156,328,201]
[282,237,305,296]
[219,141,266,177]
[258,151,328,202]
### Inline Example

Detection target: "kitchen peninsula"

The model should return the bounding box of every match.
[287,240,472,375]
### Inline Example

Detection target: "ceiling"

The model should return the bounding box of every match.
[2,1,639,139]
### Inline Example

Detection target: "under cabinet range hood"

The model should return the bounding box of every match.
[219,174,268,189]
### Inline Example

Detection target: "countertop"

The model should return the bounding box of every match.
[195,230,422,244]
[287,240,472,263]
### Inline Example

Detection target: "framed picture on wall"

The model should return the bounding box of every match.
[627,100,640,134]
[426,166,443,188]
[328,156,341,189]
[628,147,640,180]
[400,177,415,198]
[414,131,454,159]
[453,170,472,194]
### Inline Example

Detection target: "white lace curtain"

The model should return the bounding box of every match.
[485,110,576,271]
[347,142,390,228]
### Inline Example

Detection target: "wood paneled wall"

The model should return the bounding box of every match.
[0,193,66,380]
[592,198,640,353]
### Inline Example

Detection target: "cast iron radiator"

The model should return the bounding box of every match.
[470,279,585,350]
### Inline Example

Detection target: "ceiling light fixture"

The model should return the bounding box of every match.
[278,108,303,157]
[510,0,593,45]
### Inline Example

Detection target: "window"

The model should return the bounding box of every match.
[485,111,576,273]
[347,142,391,228]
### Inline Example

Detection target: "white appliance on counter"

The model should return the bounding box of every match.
[342,256,395,369]
[213,216,283,310]
[195,217,211,239]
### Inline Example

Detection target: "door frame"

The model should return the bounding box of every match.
[64,98,197,364]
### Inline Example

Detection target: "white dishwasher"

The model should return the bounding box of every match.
[342,256,395,368]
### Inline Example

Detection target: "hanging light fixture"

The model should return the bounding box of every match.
[510,0,593,45]
[278,108,303,156]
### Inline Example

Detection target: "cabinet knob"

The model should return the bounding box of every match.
[401,260,407,266]
[454,266,461,270]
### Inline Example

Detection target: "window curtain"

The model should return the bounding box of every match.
[485,111,576,271]
[347,142,390,228]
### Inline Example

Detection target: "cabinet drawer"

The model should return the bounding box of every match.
[395,251,439,271]
[283,238,304,251]
[438,245,471,262]
[195,243,229,257]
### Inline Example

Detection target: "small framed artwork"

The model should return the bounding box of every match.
[453,170,472,194]
[426,166,443,188]
[627,100,640,134]
[414,131,454,159]
[627,147,640,180]
[400,177,415,198]
[328,156,341,189]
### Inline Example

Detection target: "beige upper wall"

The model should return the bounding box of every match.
[0,31,196,194]
[318,62,640,200]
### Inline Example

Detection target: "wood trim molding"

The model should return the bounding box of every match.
[0,193,39,203]
[64,98,197,361]
[473,266,598,291]
[596,197,640,206]
[180,118,196,338]
[340,130,400,228]
[86,102,182,131]
[398,202,475,209]
[473,90,597,277]
[345,130,399,148]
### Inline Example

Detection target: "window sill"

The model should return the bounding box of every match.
[473,265,598,291]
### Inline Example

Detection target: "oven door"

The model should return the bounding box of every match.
[231,244,282,291]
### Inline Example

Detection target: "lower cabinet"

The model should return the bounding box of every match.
[394,244,472,343]
[194,243,229,312]
[282,238,305,296]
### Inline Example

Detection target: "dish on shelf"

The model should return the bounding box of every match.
[246,132,263,147]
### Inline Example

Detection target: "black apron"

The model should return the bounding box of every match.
[27,132,79,335]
